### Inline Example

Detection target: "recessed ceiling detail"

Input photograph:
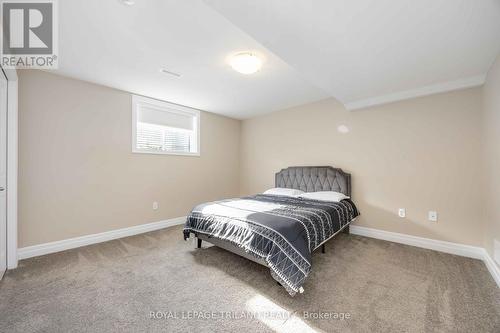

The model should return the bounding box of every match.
[205,0,500,110]
[53,1,500,118]
[54,0,327,119]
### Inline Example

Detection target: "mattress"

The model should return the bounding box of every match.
[183,194,359,295]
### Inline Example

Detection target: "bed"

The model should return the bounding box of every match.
[183,166,359,295]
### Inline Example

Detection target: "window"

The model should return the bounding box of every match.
[132,95,200,156]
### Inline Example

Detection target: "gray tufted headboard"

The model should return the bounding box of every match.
[275,166,351,197]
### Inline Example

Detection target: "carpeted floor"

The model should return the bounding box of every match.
[1,225,499,333]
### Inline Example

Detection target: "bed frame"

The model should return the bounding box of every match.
[195,166,353,266]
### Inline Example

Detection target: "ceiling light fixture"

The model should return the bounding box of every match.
[230,52,262,75]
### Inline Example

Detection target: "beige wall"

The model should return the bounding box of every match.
[483,54,500,265]
[240,89,484,246]
[18,70,240,247]
[18,69,493,251]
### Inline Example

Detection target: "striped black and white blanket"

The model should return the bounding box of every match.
[183,194,359,296]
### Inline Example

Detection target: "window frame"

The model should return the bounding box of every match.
[132,95,200,157]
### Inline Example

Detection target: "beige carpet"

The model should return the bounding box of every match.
[1,225,499,333]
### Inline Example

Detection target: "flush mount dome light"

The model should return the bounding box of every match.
[230,53,262,74]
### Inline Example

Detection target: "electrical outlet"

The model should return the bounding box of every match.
[153,201,159,210]
[428,211,438,222]
[398,208,406,218]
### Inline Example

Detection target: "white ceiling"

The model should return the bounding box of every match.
[55,0,500,118]
[204,0,500,110]
[56,0,327,119]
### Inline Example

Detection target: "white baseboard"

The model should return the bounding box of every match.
[16,219,500,288]
[18,216,186,260]
[482,249,500,288]
[350,225,484,259]
[350,225,500,287]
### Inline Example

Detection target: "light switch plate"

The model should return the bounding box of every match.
[398,208,406,218]
[428,211,438,222]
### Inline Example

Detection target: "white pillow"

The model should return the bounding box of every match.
[263,188,305,197]
[298,191,349,202]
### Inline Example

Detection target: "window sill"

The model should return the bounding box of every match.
[132,149,200,157]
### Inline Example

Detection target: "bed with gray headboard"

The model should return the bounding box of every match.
[183,166,359,296]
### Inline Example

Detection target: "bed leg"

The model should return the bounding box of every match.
[197,237,202,249]
[321,244,326,254]
[343,225,350,234]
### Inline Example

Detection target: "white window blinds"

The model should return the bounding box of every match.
[132,96,200,155]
